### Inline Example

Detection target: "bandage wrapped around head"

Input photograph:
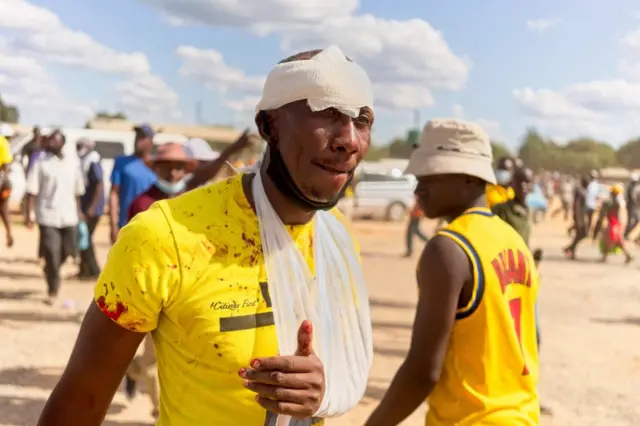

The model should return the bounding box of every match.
[256,45,374,118]
[249,46,374,424]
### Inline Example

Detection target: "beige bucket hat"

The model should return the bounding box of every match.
[405,118,496,185]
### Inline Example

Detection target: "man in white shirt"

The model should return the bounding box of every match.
[25,130,85,305]
[585,170,600,230]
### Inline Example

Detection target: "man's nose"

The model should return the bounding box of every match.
[331,116,359,154]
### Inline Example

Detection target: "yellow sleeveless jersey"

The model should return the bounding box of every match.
[426,207,540,426]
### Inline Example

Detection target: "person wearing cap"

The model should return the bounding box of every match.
[0,123,14,247]
[40,47,374,426]
[121,142,197,419]
[592,183,633,263]
[183,132,253,190]
[108,123,157,244]
[74,138,104,280]
[624,172,640,239]
[366,119,539,426]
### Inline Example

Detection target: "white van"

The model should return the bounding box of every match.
[9,127,187,209]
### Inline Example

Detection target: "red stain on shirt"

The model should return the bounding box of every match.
[96,296,128,321]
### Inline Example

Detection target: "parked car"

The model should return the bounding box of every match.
[353,172,416,221]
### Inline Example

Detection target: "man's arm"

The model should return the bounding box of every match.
[38,206,179,425]
[24,159,40,227]
[186,130,251,190]
[37,304,145,426]
[365,235,472,426]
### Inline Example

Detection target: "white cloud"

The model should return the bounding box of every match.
[272,14,470,109]
[512,85,640,143]
[115,74,181,119]
[142,0,358,28]
[448,103,502,140]
[176,46,264,94]
[0,0,180,123]
[223,97,261,113]
[526,18,561,31]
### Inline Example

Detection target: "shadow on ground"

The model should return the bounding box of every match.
[591,316,640,327]
[0,367,62,390]
[0,289,37,300]
[0,268,43,280]
[369,298,415,310]
[0,256,39,265]
[0,310,81,324]
[372,320,412,331]
[0,395,136,425]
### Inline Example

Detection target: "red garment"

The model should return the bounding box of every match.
[127,185,171,222]
[607,208,622,245]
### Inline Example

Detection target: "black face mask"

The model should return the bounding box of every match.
[265,146,353,212]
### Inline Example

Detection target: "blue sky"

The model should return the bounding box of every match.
[2,0,640,148]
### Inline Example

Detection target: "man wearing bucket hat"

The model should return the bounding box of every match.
[127,143,196,219]
[366,119,540,426]
[119,142,197,419]
[40,46,373,426]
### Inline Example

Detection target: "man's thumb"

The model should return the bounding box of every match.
[295,320,313,356]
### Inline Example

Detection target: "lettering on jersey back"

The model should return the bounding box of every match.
[491,249,532,293]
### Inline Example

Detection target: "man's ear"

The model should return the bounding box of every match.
[256,110,277,146]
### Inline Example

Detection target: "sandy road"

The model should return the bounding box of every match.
[0,217,639,426]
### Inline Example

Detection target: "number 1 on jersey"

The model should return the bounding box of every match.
[508,297,529,375]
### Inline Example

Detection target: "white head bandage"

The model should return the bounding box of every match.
[255,45,374,118]
[251,46,374,424]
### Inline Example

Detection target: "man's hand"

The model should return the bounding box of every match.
[239,320,325,418]
[6,232,13,248]
[25,218,34,230]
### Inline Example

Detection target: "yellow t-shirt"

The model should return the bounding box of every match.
[486,183,514,208]
[426,207,539,426]
[0,136,13,166]
[94,174,358,425]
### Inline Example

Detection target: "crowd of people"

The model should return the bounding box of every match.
[0,45,629,425]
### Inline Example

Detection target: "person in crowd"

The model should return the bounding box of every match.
[0,123,14,247]
[404,196,428,257]
[491,166,552,416]
[124,142,198,419]
[75,138,104,280]
[551,175,574,221]
[108,124,156,244]
[366,119,539,426]
[593,184,633,263]
[564,176,589,260]
[21,126,44,173]
[184,132,253,190]
[38,46,374,426]
[24,130,85,305]
[624,173,640,240]
[486,156,515,208]
[585,170,600,231]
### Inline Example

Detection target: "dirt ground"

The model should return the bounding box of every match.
[1,215,639,426]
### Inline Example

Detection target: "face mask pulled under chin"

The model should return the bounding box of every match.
[265,146,351,212]
[155,179,186,195]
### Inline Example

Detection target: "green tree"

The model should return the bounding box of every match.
[517,128,548,171]
[0,95,19,123]
[616,137,640,169]
[94,111,127,120]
